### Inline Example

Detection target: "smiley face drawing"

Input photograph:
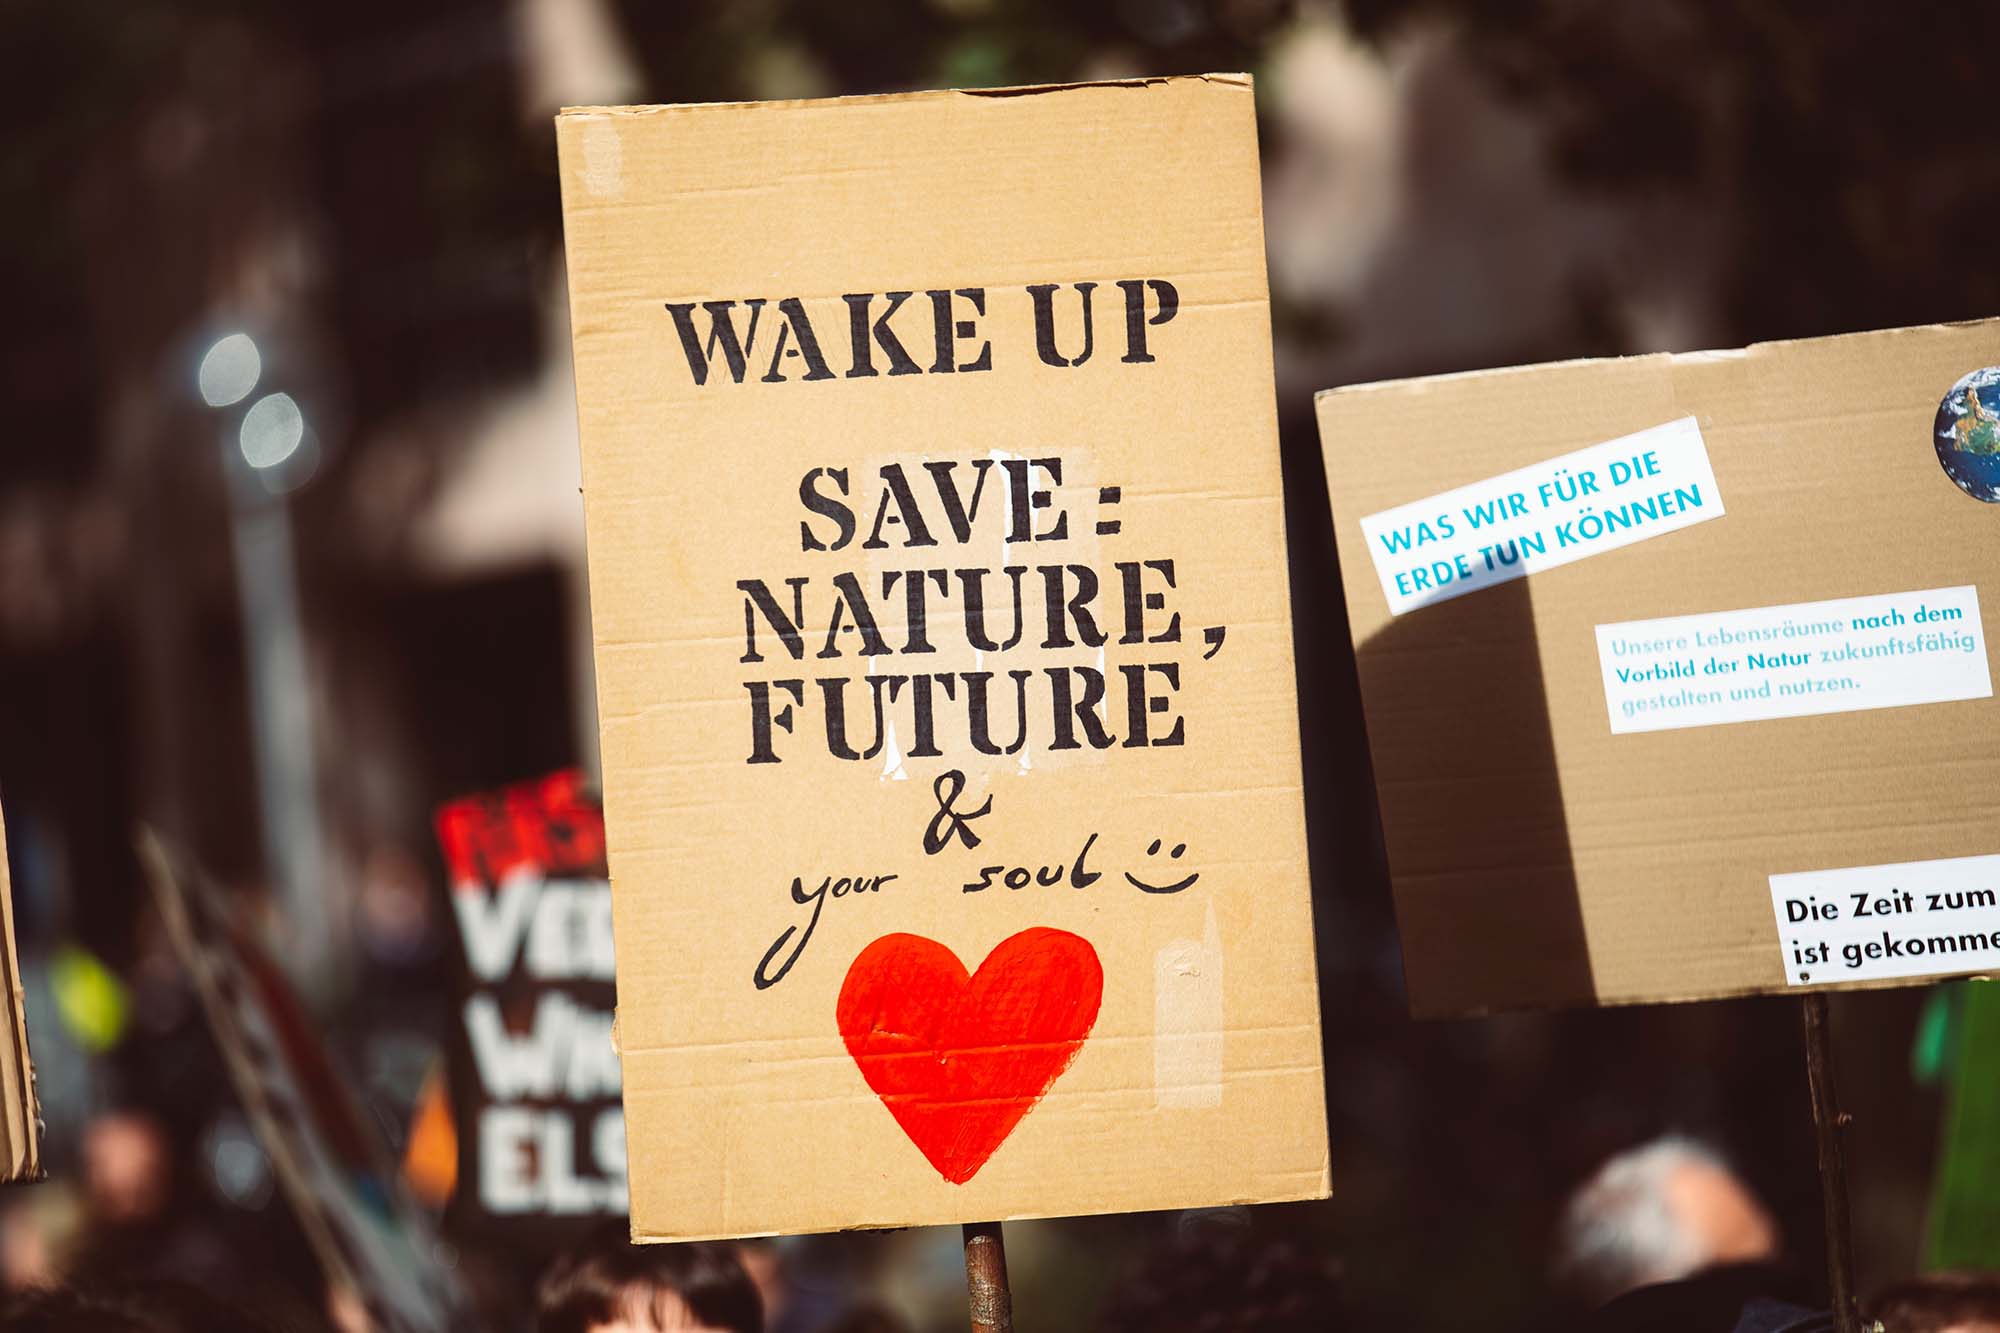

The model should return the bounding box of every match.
[1124,838,1199,894]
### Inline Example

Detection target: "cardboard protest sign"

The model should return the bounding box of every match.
[432,769,625,1233]
[1317,319,2000,1016]
[140,835,466,1332]
[0,806,40,1183]
[555,75,1327,1239]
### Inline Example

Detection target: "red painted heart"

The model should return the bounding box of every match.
[836,928,1103,1184]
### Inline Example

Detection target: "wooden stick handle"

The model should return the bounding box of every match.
[963,1220,1013,1333]
[1803,993,1863,1333]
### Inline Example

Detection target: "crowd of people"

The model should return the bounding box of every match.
[2,1134,1995,1331]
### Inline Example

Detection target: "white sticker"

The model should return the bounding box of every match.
[1770,854,2000,986]
[1357,416,1723,615]
[1596,585,1991,734]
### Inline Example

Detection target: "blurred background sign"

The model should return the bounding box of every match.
[140,834,467,1333]
[431,770,624,1241]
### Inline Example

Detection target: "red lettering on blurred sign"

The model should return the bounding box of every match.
[433,769,605,888]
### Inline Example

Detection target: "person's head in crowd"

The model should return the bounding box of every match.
[1554,1135,1780,1308]
[1095,1214,1346,1332]
[0,1188,79,1290]
[733,1239,786,1329]
[1,1280,271,1333]
[1869,1270,2000,1333]
[538,1224,764,1333]
[80,1111,171,1226]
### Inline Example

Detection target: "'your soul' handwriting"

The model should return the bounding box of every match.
[752,830,1199,990]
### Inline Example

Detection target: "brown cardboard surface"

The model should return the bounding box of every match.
[0,806,39,1182]
[557,76,1327,1240]
[1318,320,2000,1017]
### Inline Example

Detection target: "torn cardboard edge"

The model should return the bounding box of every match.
[556,71,1251,121]
[1315,315,2000,406]
[1424,973,1999,1023]
[627,1176,1335,1246]
[0,805,42,1183]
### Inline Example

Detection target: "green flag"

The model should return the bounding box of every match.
[1928,980,2000,1269]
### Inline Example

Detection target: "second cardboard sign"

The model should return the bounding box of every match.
[1319,321,2000,1015]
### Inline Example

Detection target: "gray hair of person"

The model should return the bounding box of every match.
[1552,1135,1742,1305]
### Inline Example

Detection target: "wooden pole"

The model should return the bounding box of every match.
[963,1220,1013,1333]
[1802,993,1863,1333]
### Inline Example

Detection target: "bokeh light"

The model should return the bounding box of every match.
[239,392,305,470]
[197,332,262,407]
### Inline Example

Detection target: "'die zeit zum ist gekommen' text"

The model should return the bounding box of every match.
[658,278,1232,766]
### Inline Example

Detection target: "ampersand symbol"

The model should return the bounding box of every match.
[923,768,993,854]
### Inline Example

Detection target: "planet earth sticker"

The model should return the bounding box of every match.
[1935,366,2000,502]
